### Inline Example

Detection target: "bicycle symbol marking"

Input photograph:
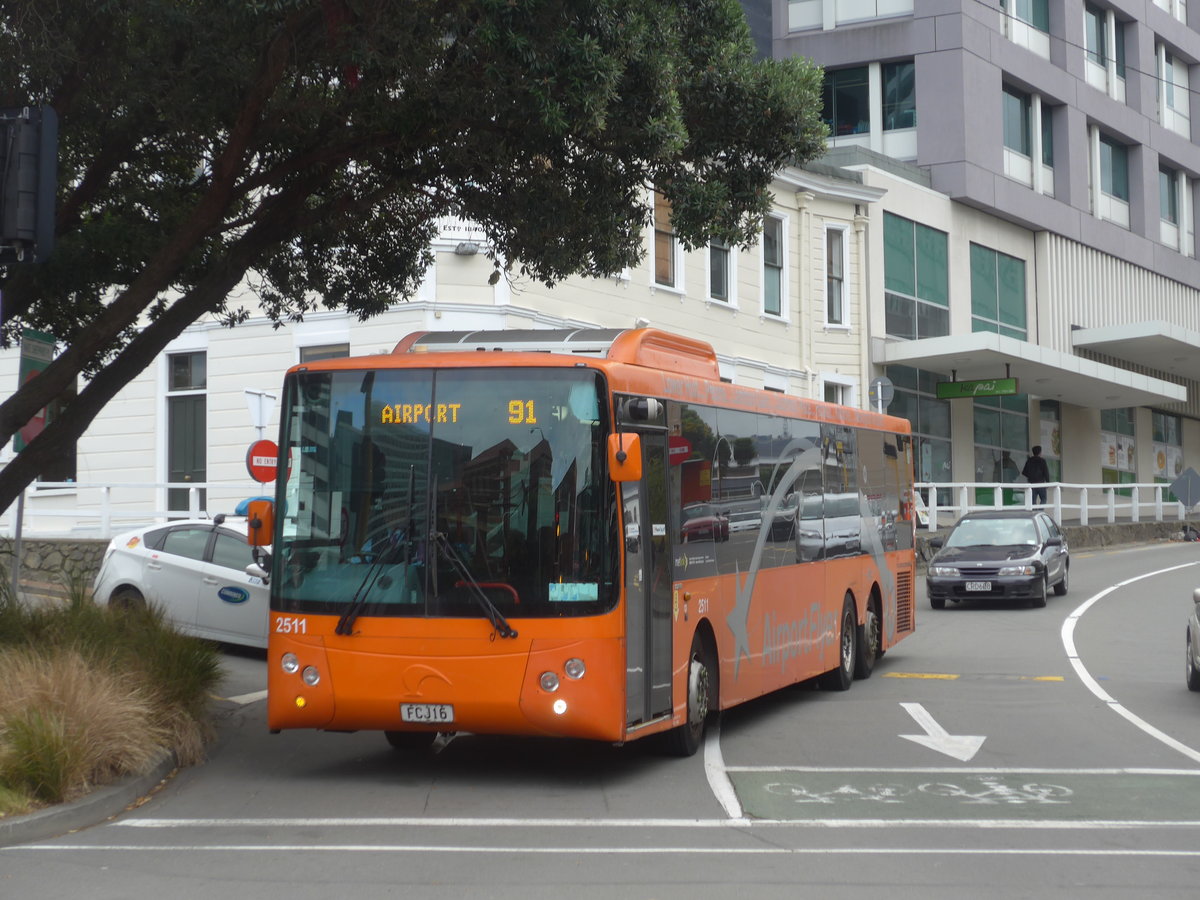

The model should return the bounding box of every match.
[763,776,1073,807]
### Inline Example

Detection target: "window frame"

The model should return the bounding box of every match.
[825,225,849,327]
[762,214,787,319]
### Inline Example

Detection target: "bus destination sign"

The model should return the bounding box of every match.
[935,377,1020,400]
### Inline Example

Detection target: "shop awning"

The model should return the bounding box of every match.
[875,332,1186,409]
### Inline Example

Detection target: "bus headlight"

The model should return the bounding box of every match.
[302,666,321,686]
[564,658,586,680]
[539,671,560,692]
[281,653,300,674]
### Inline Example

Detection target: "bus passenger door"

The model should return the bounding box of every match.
[622,432,673,728]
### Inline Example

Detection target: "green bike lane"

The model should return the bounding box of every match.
[727,768,1200,823]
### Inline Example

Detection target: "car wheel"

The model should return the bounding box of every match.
[930,595,946,610]
[109,586,146,612]
[1030,575,1048,608]
[384,731,438,752]
[1187,631,1200,692]
[664,632,715,757]
[818,595,856,692]
[1053,563,1069,596]
[854,598,880,680]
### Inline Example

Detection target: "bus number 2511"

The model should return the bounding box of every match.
[275,616,308,635]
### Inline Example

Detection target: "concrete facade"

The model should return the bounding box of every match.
[774,0,1200,489]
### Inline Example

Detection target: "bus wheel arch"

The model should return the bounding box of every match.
[663,622,718,757]
[854,588,882,680]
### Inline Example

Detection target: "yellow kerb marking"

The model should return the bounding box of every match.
[884,672,960,680]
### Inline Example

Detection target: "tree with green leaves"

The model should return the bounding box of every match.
[0,0,825,513]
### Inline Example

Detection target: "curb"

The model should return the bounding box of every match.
[0,752,177,848]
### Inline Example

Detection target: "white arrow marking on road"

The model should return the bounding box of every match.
[899,702,986,762]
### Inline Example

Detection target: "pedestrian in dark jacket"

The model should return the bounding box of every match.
[1022,445,1051,505]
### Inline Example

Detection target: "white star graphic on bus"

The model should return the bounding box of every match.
[726,565,754,680]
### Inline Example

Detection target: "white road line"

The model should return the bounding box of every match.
[12,843,1200,857]
[1061,561,1200,766]
[703,719,745,820]
[721,766,1200,775]
[220,689,267,705]
[108,816,1200,830]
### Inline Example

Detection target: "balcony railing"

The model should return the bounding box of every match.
[0,482,251,539]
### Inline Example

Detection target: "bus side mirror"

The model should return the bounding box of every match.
[608,433,643,482]
[247,499,275,547]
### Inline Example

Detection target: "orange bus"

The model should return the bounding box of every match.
[254,328,916,756]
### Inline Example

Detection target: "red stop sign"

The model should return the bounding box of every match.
[246,439,279,483]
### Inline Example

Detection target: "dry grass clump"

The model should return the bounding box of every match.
[0,647,167,804]
[0,586,222,815]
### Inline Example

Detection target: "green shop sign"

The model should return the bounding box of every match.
[935,377,1020,400]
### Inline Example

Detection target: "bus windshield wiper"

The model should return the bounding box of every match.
[433,531,518,640]
[335,538,403,636]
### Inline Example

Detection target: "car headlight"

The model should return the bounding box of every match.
[999,564,1037,576]
[929,565,960,577]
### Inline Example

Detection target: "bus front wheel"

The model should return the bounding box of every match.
[664,633,713,757]
[384,731,438,752]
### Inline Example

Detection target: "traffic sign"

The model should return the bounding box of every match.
[246,439,279,483]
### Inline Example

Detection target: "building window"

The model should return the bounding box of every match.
[1003,87,1031,156]
[1161,166,1180,226]
[970,244,1027,339]
[824,382,845,405]
[822,67,870,137]
[708,239,730,303]
[882,61,916,130]
[1100,407,1136,491]
[974,394,1030,505]
[1153,410,1183,498]
[887,365,952,502]
[789,0,914,31]
[826,227,846,326]
[167,351,207,513]
[1085,5,1126,100]
[762,215,785,317]
[1093,130,1130,227]
[1041,107,1054,167]
[653,190,677,289]
[1008,0,1048,31]
[1001,0,1050,58]
[1037,400,1062,483]
[299,344,350,363]
[1099,134,1128,201]
[884,212,948,340]
[1159,47,1191,138]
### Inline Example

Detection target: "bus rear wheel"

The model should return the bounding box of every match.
[854,598,881,680]
[818,595,856,692]
[665,633,713,757]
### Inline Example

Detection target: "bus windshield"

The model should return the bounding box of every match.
[274,367,616,619]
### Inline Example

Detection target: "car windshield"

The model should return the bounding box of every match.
[273,367,617,619]
[946,517,1038,548]
[683,504,717,521]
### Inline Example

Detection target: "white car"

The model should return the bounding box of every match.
[1187,588,1200,692]
[92,515,268,649]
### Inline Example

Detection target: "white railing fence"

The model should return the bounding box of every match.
[0,481,271,539]
[914,481,1193,532]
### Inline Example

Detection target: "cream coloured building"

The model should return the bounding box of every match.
[0,165,886,534]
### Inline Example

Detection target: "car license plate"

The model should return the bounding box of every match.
[965,581,992,591]
[400,703,454,724]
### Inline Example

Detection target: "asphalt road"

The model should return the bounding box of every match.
[4,542,1200,899]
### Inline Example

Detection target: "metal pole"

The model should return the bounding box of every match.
[10,489,24,600]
